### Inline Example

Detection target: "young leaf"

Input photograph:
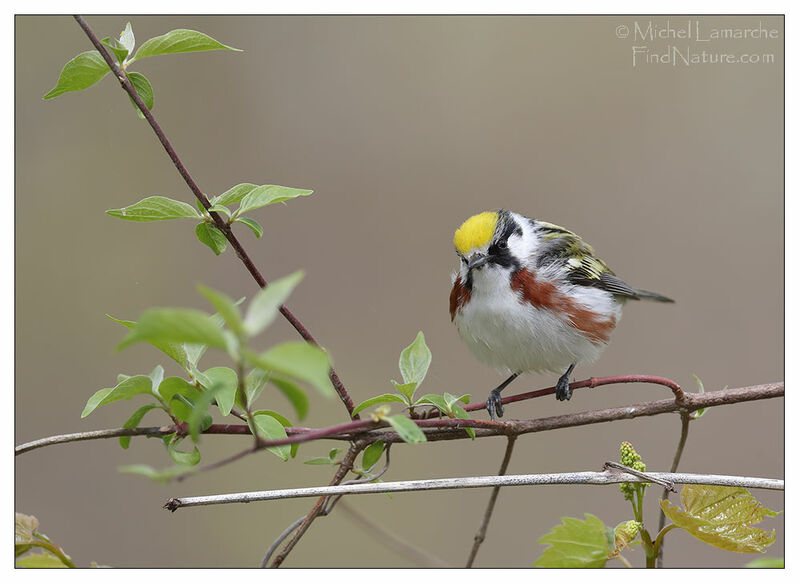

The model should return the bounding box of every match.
[534,514,612,568]
[119,22,135,54]
[247,342,333,397]
[234,217,264,239]
[211,183,258,206]
[391,380,417,403]
[16,551,69,568]
[126,72,154,119]
[119,308,227,351]
[130,29,242,63]
[120,404,162,449]
[236,185,313,216]
[201,366,238,416]
[119,464,194,483]
[207,204,232,218]
[106,196,200,221]
[82,375,153,418]
[361,440,385,472]
[166,436,201,466]
[692,374,709,419]
[450,403,476,440]
[399,331,431,386]
[43,50,110,99]
[101,37,129,64]
[270,375,310,421]
[353,394,409,417]
[195,222,227,255]
[304,456,338,465]
[148,365,164,394]
[386,415,426,444]
[187,387,218,442]
[158,376,200,403]
[197,285,244,338]
[248,412,290,461]
[744,557,784,568]
[660,485,779,553]
[15,512,38,552]
[106,314,188,368]
[415,393,449,415]
[243,271,304,336]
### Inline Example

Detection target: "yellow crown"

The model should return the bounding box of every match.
[454,211,498,255]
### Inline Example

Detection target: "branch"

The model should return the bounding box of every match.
[466,436,516,567]
[656,410,691,567]
[16,380,783,457]
[163,470,784,510]
[71,15,356,418]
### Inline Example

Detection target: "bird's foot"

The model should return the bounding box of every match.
[555,364,576,401]
[486,388,505,421]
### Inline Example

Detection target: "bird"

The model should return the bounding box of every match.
[449,210,673,421]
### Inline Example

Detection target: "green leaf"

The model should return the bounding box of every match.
[744,557,784,568]
[270,375,310,421]
[119,22,135,54]
[15,513,38,552]
[692,374,708,419]
[361,440,384,471]
[119,464,194,483]
[386,415,426,444]
[197,284,244,338]
[450,403,476,440]
[352,394,408,417]
[248,412,290,461]
[130,29,241,63]
[82,375,153,418]
[43,50,110,99]
[660,485,778,553]
[187,387,219,442]
[391,380,417,403]
[119,404,161,449]
[201,366,238,416]
[101,37,129,64]
[304,456,337,465]
[243,271,304,336]
[195,222,227,255]
[399,331,431,386]
[211,183,258,206]
[211,183,257,205]
[234,217,264,239]
[126,72,154,119]
[415,393,449,415]
[118,308,227,351]
[158,376,200,403]
[247,341,333,397]
[106,314,188,368]
[237,185,313,216]
[148,365,164,394]
[534,514,611,568]
[166,436,201,466]
[106,196,200,221]
[16,551,69,568]
[207,204,232,218]
[242,368,270,409]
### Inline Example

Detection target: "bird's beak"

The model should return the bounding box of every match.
[466,252,488,270]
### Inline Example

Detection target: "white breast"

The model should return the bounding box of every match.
[453,266,620,375]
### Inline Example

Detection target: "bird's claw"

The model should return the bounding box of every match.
[487,389,504,420]
[555,373,572,401]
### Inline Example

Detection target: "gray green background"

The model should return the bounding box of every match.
[16,15,783,567]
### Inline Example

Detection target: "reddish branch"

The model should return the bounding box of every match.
[71,15,356,418]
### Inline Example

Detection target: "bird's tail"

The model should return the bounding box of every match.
[633,288,675,303]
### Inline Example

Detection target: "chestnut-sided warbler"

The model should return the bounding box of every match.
[450,210,673,420]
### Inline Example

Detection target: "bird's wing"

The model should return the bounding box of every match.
[533,221,641,300]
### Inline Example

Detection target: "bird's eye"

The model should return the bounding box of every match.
[497,241,508,250]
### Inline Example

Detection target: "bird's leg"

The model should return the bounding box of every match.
[555,363,576,401]
[486,372,520,421]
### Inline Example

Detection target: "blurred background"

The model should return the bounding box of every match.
[15,15,783,568]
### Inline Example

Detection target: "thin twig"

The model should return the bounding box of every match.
[466,436,517,567]
[163,470,784,510]
[603,461,676,491]
[269,443,363,567]
[71,15,356,418]
[656,410,691,567]
[14,426,175,454]
[337,500,450,567]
